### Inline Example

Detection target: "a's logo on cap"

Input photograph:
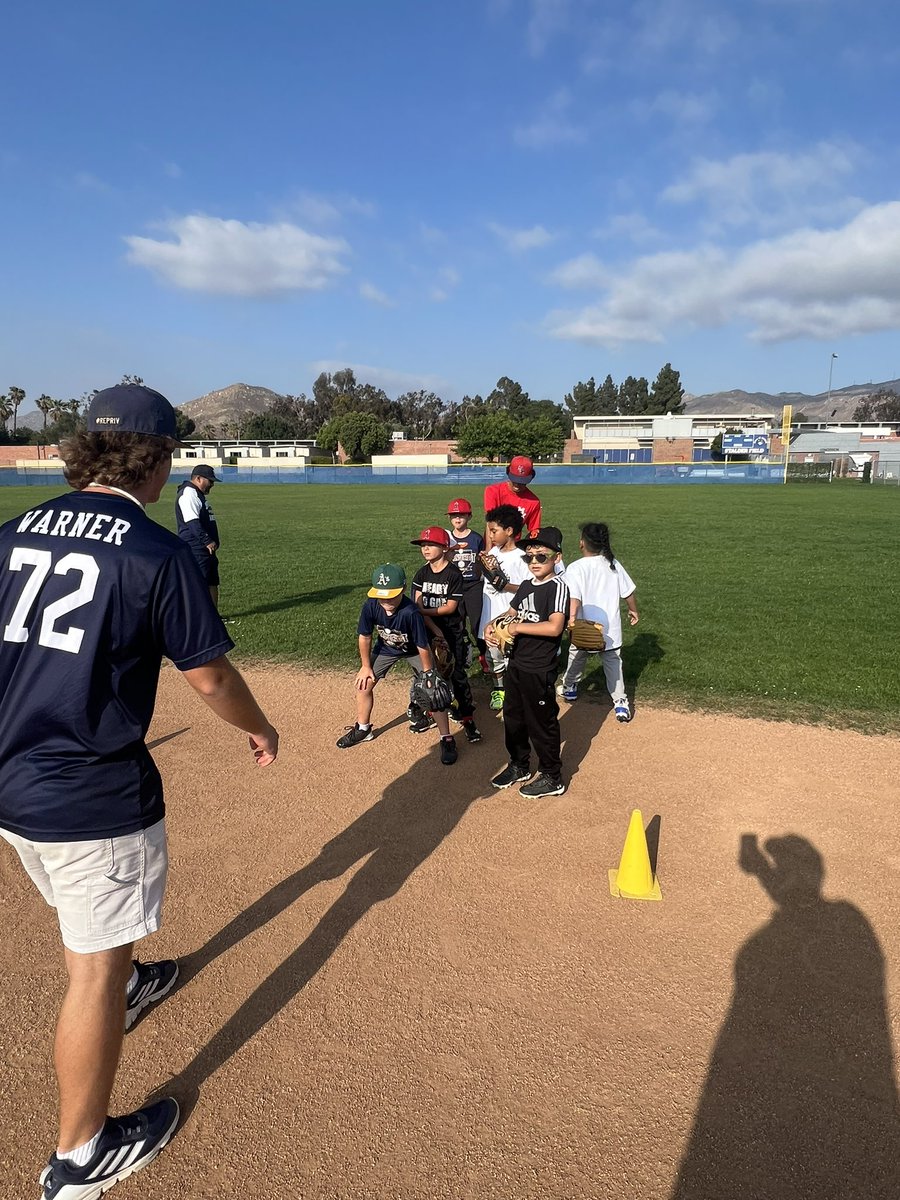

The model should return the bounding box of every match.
[378,572,390,585]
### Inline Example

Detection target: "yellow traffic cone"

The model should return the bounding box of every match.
[608,809,662,901]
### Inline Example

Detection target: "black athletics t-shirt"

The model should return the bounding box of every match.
[508,575,570,672]
[411,562,465,637]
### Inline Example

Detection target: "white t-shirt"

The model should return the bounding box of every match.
[478,545,532,637]
[564,556,636,650]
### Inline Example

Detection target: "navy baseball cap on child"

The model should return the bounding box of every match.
[368,564,406,599]
[519,526,563,553]
[87,384,189,445]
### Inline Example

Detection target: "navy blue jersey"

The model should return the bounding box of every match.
[0,490,234,841]
[176,480,220,555]
[411,562,465,636]
[448,530,485,581]
[357,595,428,658]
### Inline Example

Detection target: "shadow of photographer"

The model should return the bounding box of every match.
[671,834,900,1200]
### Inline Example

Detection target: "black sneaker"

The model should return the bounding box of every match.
[125,959,178,1031]
[519,773,566,798]
[440,736,458,765]
[336,724,374,749]
[461,719,482,744]
[409,714,436,734]
[491,763,533,789]
[40,1098,180,1200]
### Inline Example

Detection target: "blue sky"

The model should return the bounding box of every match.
[3,0,900,409]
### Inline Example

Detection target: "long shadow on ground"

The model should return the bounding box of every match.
[670,834,900,1200]
[164,737,487,1120]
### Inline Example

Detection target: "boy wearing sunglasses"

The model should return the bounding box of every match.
[486,527,569,798]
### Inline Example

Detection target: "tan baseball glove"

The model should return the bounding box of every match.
[490,613,518,655]
[569,618,606,652]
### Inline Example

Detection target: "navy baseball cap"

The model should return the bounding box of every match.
[86,384,189,445]
[191,464,221,482]
[519,526,563,553]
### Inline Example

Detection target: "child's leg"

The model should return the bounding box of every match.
[521,669,562,780]
[601,648,627,703]
[486,642,507,688]
[449,627,475,717]
[355,677,378,725]
[501,664,531,770]
[561,645,589,689]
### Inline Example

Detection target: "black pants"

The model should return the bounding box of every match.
[503,660,562,779]
[446,626,475,718]
[457,580,484,648]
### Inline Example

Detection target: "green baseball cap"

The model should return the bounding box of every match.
[368,563,406,599]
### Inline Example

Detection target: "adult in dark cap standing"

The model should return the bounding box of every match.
[483,455,543,542]
[176,463,222,608]
[0,384,279,1199]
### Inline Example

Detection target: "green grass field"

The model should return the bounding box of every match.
[2,482,898,731]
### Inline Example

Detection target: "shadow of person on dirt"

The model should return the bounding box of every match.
[559,700,609,783]
[670,834,900,1200]
[164,743,488,1121]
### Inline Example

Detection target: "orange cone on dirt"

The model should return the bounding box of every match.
[608,808,662,901]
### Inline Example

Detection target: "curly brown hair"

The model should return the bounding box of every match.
[61,432,176,492]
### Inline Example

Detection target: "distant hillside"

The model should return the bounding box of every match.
[179,383,287,429]
[683,379,900,422]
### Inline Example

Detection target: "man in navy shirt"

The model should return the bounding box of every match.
[176,463,221,607]
[0,385,279,1199]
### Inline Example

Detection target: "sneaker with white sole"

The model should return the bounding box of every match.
[125,960,178,1031]
[614,699,632,723]
[40,1098,179,1200]
[336,724,374,748]
[519,773,566,798]
[491,762,533,789]
[489,688,505,711]
[461,719,481,744]
[409,714,436,734]
[557,684,578,703]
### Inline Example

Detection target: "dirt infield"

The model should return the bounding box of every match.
[2,666,900,1199]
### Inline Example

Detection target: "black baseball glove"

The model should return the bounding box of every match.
[411,669,454,713]
[478,550,510,592]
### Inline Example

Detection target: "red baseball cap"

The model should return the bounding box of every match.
[411,525,451,547]
[507,455,535,481]
[447,498,472,515]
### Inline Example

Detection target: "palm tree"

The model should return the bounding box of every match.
[35,394,55,436]
[0,394,12,432]
[8,386,25,435]
[48,398,67,425]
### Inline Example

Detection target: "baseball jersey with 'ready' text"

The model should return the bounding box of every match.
[0,490,233,841]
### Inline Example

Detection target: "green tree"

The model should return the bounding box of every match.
[120,374,145,385]
[529,397,571,440]
[516,416,566,460]
[455,412,518,461]
[649,362,685,414]
[175,410,196,440]
[0,393,13,431]
[597,374,620,414]
[565,377,600,414]
[318,411,391,461]
[618,375,650,415]
[242,411,302,439]
[35,394,55,435]
[395,390,445,439]
[8,386,25,435]
[486,376,530,419]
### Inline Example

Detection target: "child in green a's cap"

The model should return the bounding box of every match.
[336,564,457,764]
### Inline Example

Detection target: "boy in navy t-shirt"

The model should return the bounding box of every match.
[444,498,486,669]
[337,563,458,765]
[0,384,278,1200]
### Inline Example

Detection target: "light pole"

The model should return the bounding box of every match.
[827,351,838,413]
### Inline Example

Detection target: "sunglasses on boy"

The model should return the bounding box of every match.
[523,550,556,563]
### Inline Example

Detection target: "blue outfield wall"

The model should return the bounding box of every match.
[0,462,784,487]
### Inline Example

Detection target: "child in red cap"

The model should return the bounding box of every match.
[483,456,542,542]
[444,498,487,673]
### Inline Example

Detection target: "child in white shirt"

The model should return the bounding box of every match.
[558,522,639,722]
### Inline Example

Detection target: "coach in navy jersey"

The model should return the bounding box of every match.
[0,384,278,1199]
[176,463,221,607]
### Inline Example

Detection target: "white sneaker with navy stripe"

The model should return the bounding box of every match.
[125,959,178,1031]
[40,1098,179,1199]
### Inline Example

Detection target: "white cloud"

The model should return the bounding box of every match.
[663,142,864,230]
[545,202,900,345]
[547,253,609,289]
[430,266,460,302]
[513,88,585,149]
[359,281,395,308]
[632,89,717,125]
[526,0,571,55]
[125,215,350,296]
[488,221,558,252]
[289,190,376,226]
[592,213,664,246]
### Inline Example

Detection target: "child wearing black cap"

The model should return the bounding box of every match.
[486,527,569,798]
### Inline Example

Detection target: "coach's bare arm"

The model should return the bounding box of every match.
[182,655,279,766]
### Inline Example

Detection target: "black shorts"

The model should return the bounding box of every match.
[192,552,220,586]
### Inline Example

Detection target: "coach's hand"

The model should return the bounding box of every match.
[250,724,279,766]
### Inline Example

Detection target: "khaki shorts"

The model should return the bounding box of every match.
[0,820,168,954]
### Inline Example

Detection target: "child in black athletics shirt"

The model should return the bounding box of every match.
[486,527,569,797]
